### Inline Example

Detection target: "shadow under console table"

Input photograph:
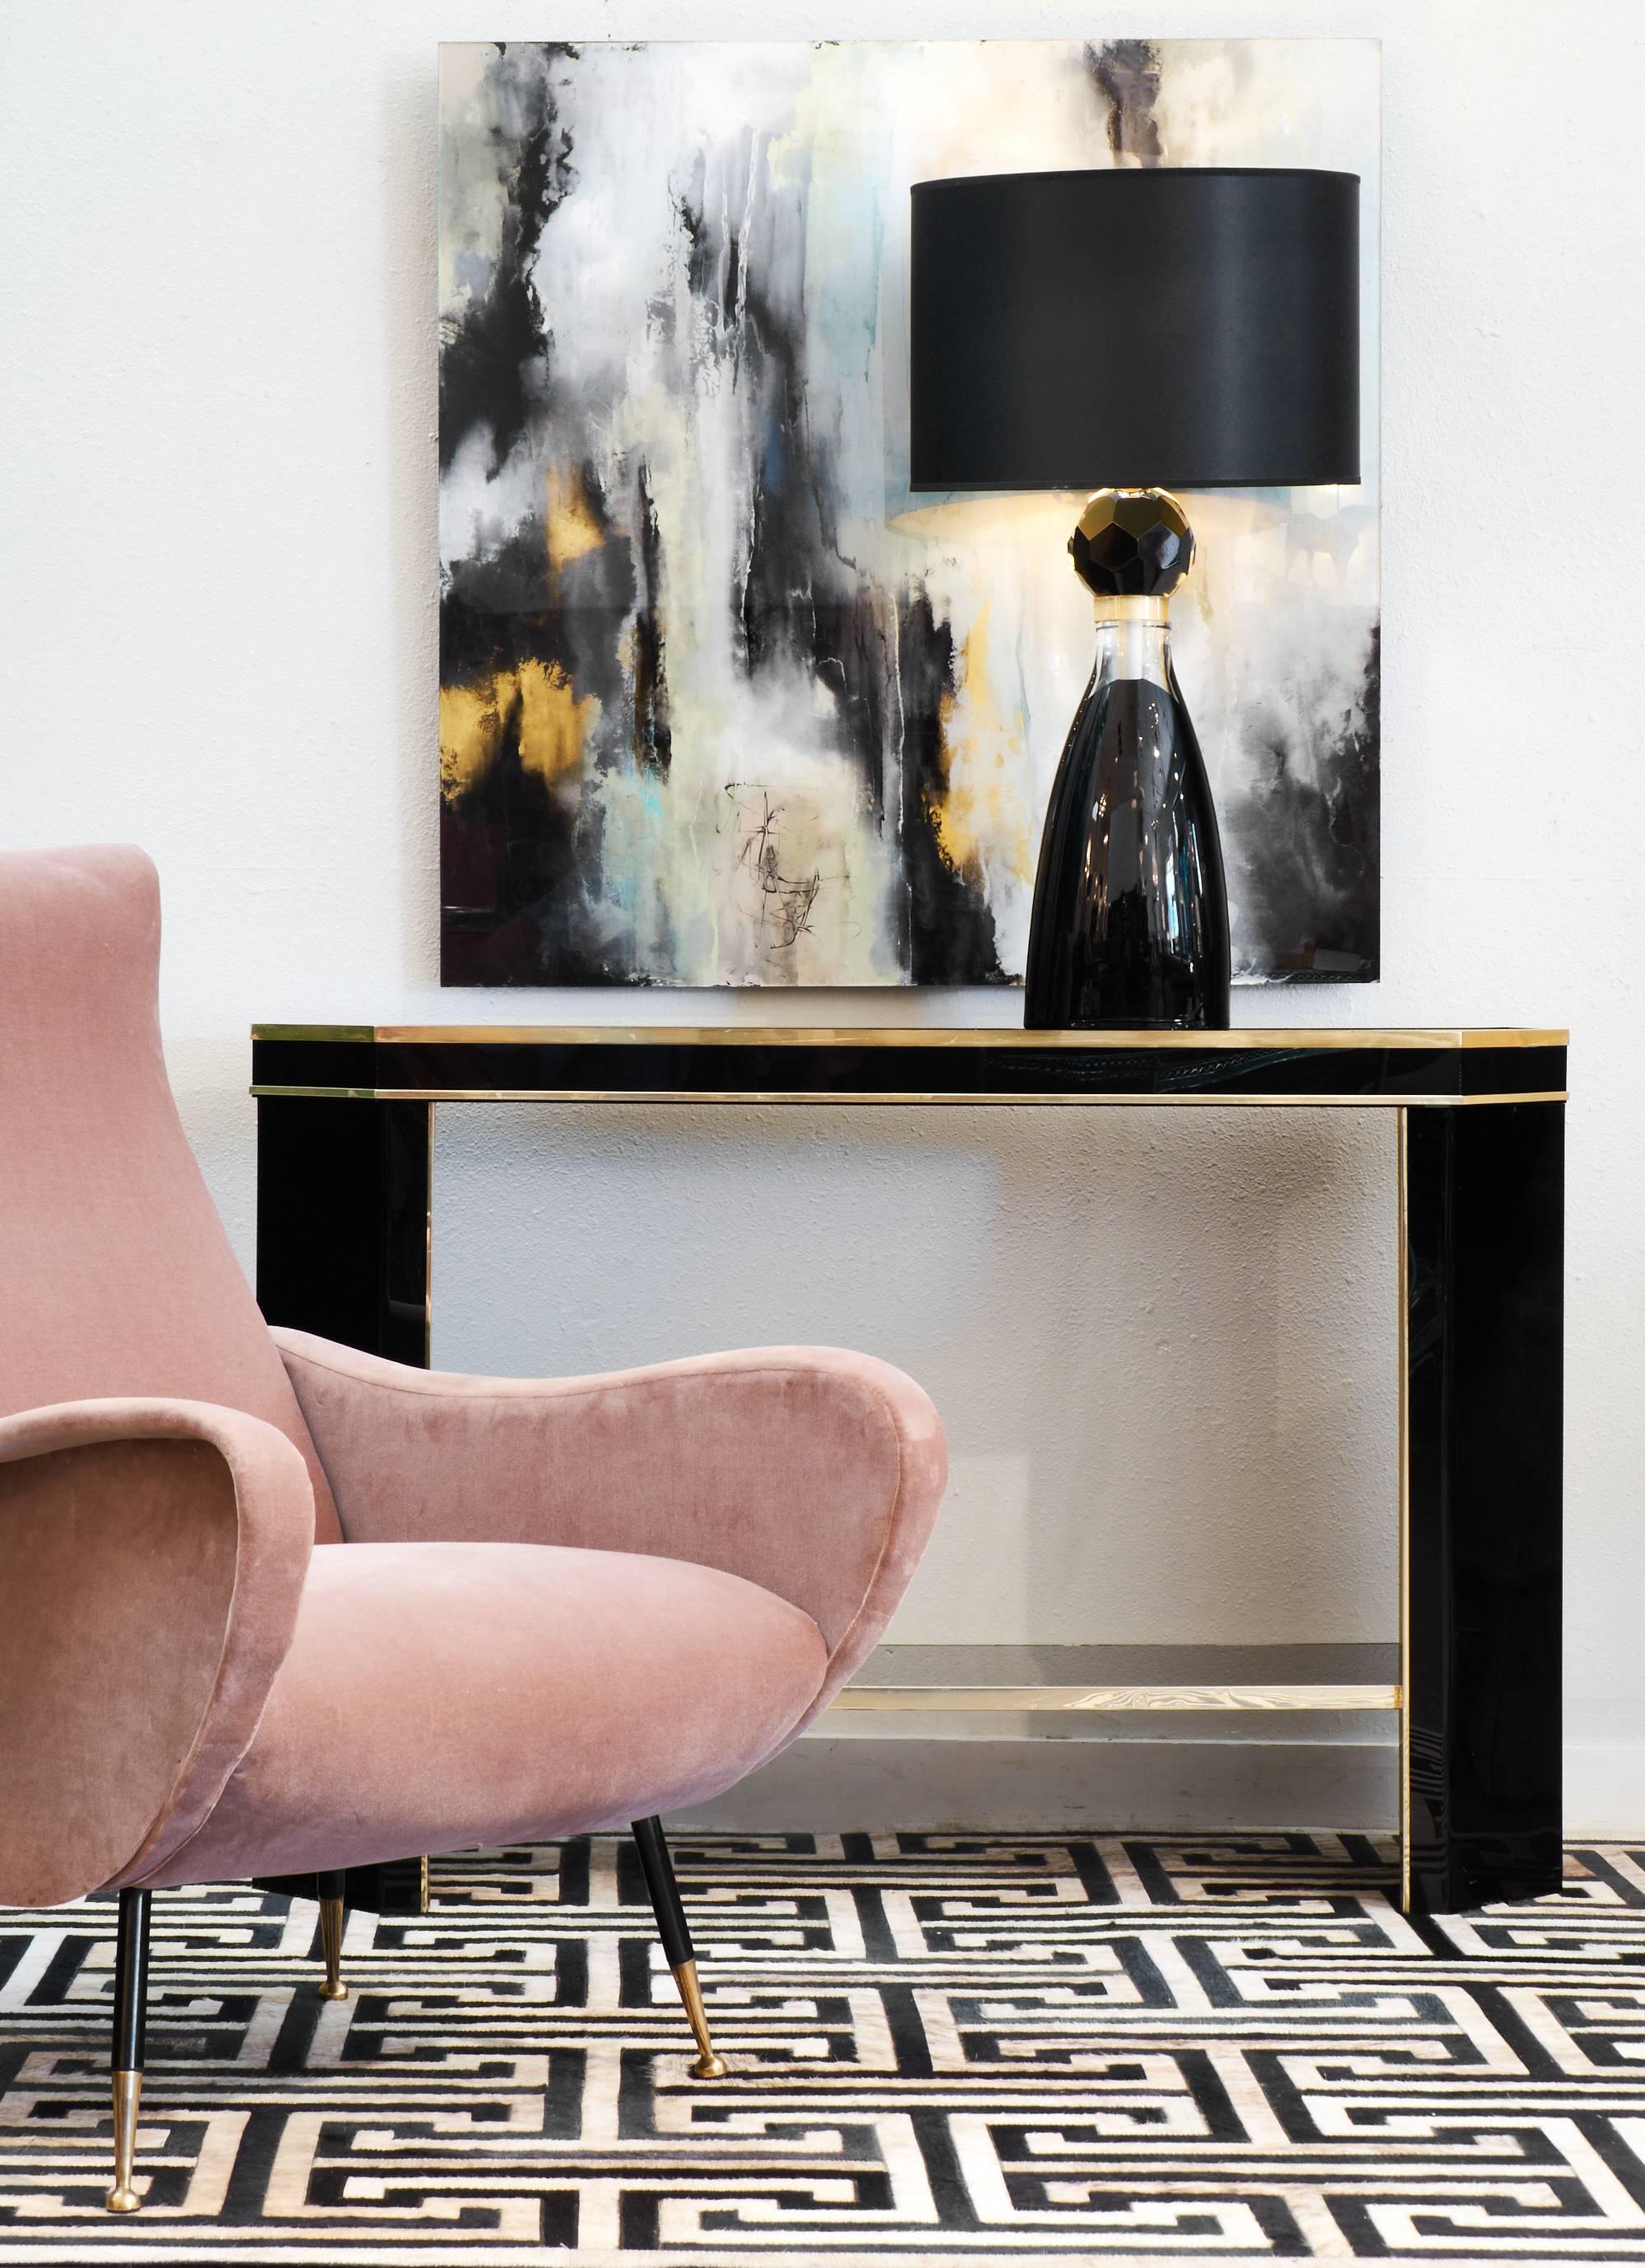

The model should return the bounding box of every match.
[251,1024,1567,1918]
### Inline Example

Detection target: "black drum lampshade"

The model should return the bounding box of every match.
[909,167,1360,493]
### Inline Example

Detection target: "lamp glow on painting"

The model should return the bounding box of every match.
[909,166,1361,1031]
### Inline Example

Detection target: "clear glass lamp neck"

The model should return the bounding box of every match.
[1089,594,1171,689]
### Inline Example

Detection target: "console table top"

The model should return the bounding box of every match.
[255,1024,1563,1050]
[250,1026,1566,1107]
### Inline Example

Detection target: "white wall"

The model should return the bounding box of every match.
[3,2,1642,1825]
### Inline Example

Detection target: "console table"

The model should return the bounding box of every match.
[251,1026,1566,1917]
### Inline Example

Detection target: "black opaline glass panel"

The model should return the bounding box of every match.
[1459,1046,1565,1097]
[1406,1103,1564,1913]
[257,1096,429,1365]
[252,1036,379,1092]
[253,1035,1564,1105]
[252,1858,427,1916]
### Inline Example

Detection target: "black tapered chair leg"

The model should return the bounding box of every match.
[316,1869,349,2001]
[105,1887,151,2214]
[632,1816,726,2080]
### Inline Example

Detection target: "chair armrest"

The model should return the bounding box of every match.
[275,1331,947,1721]
[0,1398,315,1906]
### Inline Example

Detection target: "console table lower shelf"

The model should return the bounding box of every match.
[254,1644,1402,1913]
[250,1024,1566,1918]
[835,1641,1401,1715]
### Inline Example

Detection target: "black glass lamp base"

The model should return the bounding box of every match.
[1022,492,1230,1033]
[1021,655,1230,1030]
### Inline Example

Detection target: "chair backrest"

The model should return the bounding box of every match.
[0,845,341,1538]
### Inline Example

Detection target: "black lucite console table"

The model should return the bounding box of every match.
[252,1026,1566,1917]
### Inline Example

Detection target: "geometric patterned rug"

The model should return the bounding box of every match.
[4,1834,1645,2264]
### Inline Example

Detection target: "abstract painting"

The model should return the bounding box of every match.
[438,39,1379,987]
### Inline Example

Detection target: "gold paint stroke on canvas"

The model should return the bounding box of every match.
[931,605,1034,890]
[440,663,600,800]
[546,462,606,572]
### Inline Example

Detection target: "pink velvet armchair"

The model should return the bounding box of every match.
[0,845,947,2214]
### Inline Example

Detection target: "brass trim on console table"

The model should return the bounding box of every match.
[251,1083,1568,1109]
[254,1023,1568,1051]
[1397,1107,1413,1914]
[834,1682,1400,1713]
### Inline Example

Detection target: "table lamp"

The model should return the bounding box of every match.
[909,168,1360,1029]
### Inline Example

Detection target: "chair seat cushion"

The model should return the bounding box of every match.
[134,1541,827,1886]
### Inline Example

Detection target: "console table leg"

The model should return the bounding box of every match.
[257,1097,431,1364]
[1401,1102,1564,1914]
[255,1097,435,1908]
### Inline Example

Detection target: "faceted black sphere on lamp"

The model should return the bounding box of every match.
[1069,489,1195,599]
[908,167,1361,1031]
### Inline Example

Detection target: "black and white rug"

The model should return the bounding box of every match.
[3,1834,1645,2263]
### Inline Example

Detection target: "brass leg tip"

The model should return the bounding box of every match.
[671,1959,728,2081]
[317,1895,347,2001]
[108,2067,142,2213]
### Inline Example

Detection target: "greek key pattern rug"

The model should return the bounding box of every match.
[4,1834,1645,2264]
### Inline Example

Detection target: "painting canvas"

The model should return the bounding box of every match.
[438,39,1379,988]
